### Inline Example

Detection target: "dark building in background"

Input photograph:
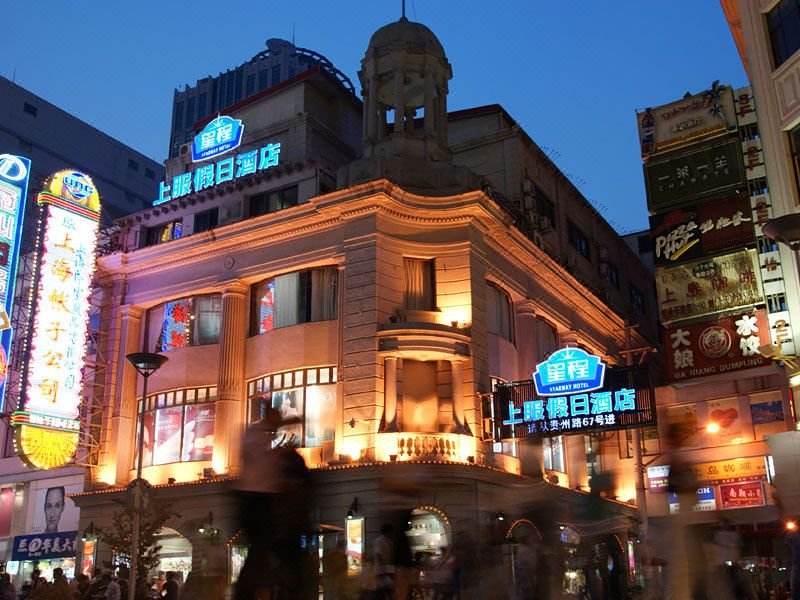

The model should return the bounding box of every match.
[168,38,356,158]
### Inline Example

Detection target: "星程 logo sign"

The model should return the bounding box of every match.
[533,347,606,397]
[192,115,245,162]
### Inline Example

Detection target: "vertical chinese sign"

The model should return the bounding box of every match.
[0,155,31,408]
[11,170,100,470]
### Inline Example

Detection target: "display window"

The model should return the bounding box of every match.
[135,386,217,467]
[145,294,222,352]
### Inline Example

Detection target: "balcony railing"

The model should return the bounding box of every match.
[375,432,477,463]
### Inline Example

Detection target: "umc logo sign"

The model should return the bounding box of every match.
[192,116,245,162]
[533,348,606,396]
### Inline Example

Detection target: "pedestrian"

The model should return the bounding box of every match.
[103,574,119,600]
[46,568,72,600]
[322,539,348,599]
[373,524,395,599]
[513,533,537,600]
[0,573,15,600]
[88,570,107,600]
[159,572,177,600]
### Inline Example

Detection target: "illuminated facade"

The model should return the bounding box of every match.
[76,18,657,588]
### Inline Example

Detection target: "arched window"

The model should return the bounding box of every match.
[534,318,559,362]
[486,282,514,343]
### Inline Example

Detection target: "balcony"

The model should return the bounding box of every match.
[375,432,477,463]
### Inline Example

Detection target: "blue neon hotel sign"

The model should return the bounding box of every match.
[192,116,244,162]
[0,154,30,407]
[533,347,606,396]
[155,141,281,206]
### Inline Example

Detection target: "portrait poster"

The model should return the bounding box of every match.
[708,398,743,444]
[182,404,216,462]
[31,482,82,534]
[154,407,183,465]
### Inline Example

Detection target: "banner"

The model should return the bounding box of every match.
[720,481,765,509]
[12,531,78,561]
[650,192,755,267]
[664,309,771,382]
[644,138,745,212]
[656,249,763,325]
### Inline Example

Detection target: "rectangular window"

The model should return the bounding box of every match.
[403,258,436,311]
[144,219,183,247]
[288,66,295,78]
[543,436,565,473]
[234,69,244,103]
[23,102,37,117]
[145,168,155,180]
[271,65,282,86]
[585,436,602,482]
[198,92,207,119]
[568,221,590,260]
[535,187,556,229]
[250,267,339,335]
[185,96,196,129]
[629,284,645,315]
[248,186,299,218]
[768,0,800,69]
[621,426,660,458]
[174,102,184,131]
[193,207,219,234]
[145,294,222,352]
[247,367,338,448]
[246,74,256,97]
[135,386,218,467]
[128,158,139,171]
[605,262,620,289]
[259,69,269,91]
[486,282,513,343]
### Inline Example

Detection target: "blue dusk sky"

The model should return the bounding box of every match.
[3,1,747,233]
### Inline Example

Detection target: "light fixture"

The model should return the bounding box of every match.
[389,454,398,462]
[787,520,798,532]
[495,512,505,522]
[81,521,97,542]
[705,422,720,435]
[451,320,459,328]
[346,497,359,520]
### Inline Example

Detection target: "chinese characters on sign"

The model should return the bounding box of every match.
[191,116,244,162]
[0,155,30,407]
[691,457,768,484]
[664,309,771,382]
[532,348,606,396]
[643,138,745,212]
[719,481,765,509]
[656,249,763,325]
[12,532,78,561]
[155,141,281,206]
[649,192,755,266]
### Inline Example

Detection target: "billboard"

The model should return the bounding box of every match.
[664,309,772,382]
[644,138,745,212]
[496,355,655,440]
[656,249,763,325]
[650,192,755,267]
[638,83,736,157]
[0,155,31,409]
[12,171,100,470]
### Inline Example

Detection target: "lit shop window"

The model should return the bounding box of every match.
[250,268,338,335]
[543,436,565,473]
[145,295,221,352]
[135,386,217,467]
[144,219,183,247]
[247,366,337,448]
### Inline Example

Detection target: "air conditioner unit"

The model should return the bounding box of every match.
[180,143,191,156]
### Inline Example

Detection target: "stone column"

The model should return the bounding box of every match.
[394,69,406,134]
[212,281,249,475]
[367,75,378,141]
[451,359,470,435]
[424,72,435,136]
[109,305,144,485]
[515,302,538,378]
[383,356,398,431]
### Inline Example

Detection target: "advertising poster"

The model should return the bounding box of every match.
[664,309,771,382]
[154,407,183,465]
[346,517,364,577]
[12,532,78,561]
[32,483,82,534]
[668,486,716,514]
[81,540,96,576]
[134,412,155,468]
[656,249,763,325]
[182,404,215,462]
[304,384,336,447]
[0,487,14,538]
[750,395,785,440]
[665,403,700,447]
[647,465,670,493]
[649,192,755,267]
[720,481,765,509]
[644,138,745,211]
[708,398,743,444]
[637,85,736,157]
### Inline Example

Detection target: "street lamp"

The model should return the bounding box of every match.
[125,352,168,600]
[761,213,800,252]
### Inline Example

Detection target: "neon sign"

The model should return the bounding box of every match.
[12,170,100,470]
[533,347,606,396]
[154,141,281,206]
[0,155,30,407]
[192,116,244,162]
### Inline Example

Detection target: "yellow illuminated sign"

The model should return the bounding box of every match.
[14,425,79,471]
[692,457,767,483]
[42,170,100,215]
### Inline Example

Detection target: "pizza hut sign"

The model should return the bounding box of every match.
[664,309,772,382]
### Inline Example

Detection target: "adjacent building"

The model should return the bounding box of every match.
[75,17,659,594]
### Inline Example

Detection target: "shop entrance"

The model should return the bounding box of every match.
[406,506,450,558]
[154,528,192,584]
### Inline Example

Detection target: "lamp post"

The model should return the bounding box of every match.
[125,352,168,600]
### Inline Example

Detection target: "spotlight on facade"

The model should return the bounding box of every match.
[786,520,797,532]
[81,521,96,542]
[706,422,721,434]
[495,512,505,521]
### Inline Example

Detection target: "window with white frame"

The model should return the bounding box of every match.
[543,436,565,473]
[247,366,338,448]
[145,294,222,352]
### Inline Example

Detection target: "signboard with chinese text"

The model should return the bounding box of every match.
[692,457,768,484]
[155,141,281,206]
[638,84,736,157]
[644,138,745,212]
[12,171,100,470]
[647,465,670,493]
[495,362,655,440]
[0,155,30,409]
[191,116,244,162]
[668,486,716,513]
[532,348,606,396]
[656,249,763,325]
[12,531,78,561]
[719,481,765,509]
[664,309,772,382]
[650,192,755,267]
